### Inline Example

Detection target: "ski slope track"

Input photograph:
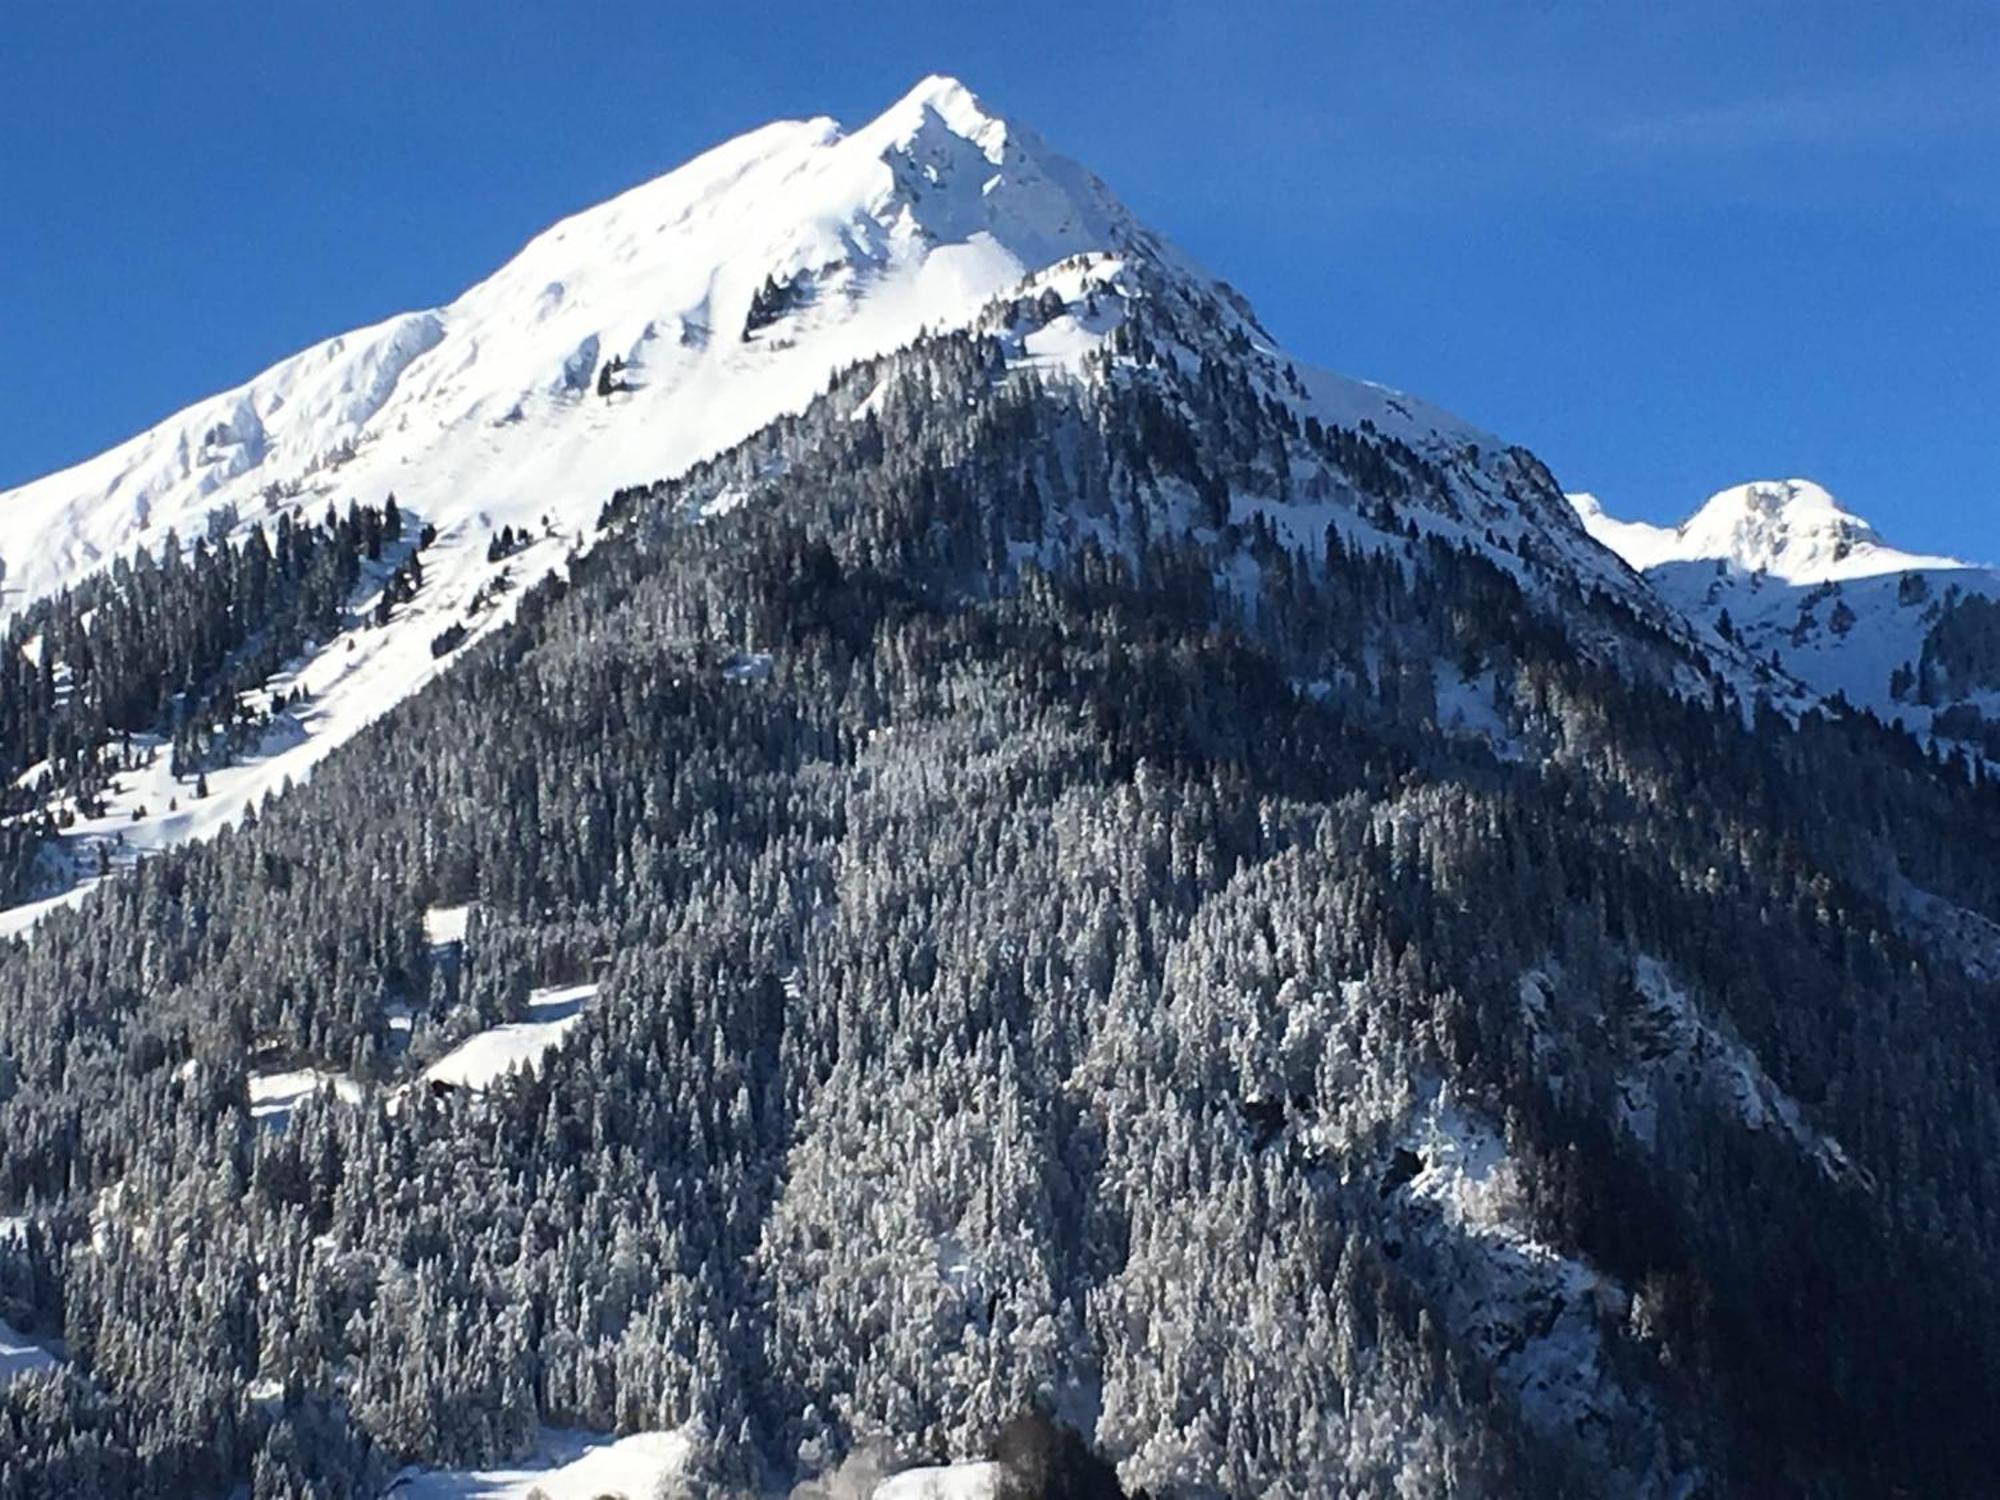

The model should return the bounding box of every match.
[0,75,1734,934]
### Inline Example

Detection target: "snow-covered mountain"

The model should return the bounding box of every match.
[0,77,1182,930]
[1,76,1144,612]
[9,78,2000,1500]
[1572,479,1964,583]
[1575,480,2000,742]
[1,74,1705,933]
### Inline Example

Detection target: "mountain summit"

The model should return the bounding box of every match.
[0,76,1142,612]
[1574,478,1963,583]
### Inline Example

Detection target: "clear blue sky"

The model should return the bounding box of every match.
[4,2,1995,557]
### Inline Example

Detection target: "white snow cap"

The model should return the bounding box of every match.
[1573,479,1966,583]
[1678,480,1881,581]
[0,75,1138,615]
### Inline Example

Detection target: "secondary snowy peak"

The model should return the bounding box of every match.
[1573,482,2000,743]
[1682,480,1876,580]
[1575,479,1966,583]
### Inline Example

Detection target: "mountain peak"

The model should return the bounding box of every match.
[1689,477,1855,528]
[879,73,991,132]
[1677,479,1880,581]
[0,78,1137,615]
[0,76,1189,922]
[1569,477,1993,733]
[1574,478,1966,584]
[851,73,1007,161]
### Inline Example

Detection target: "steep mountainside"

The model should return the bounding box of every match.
[0,76,1742,936]
[0,76,1147,928]
[2,80,1998,1500]
[1575,481,2000,751]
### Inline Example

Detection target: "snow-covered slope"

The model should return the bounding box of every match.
[1567,493,1685,573]
[1576,480,2000,737]
[422,982,597,1092]
[390,1428,692,1500]
[1576,480,1962,585]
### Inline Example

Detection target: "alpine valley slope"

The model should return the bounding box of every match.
[0,75,1749,933]
[1574,480,2000,750]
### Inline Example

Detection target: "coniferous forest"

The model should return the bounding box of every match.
[2,269,1998,1498]
[0,499,413,904]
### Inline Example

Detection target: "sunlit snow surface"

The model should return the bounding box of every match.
[210,981,596,1124]
[422,983,597,1092]
[872,1461,1003,1499]
[0,1319,59,1385]
[390,1428,690,1500]
[0,78,1137,615]
[388,1430,995,1500]
[423,903,471,946]
[248,1067,364,1123]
